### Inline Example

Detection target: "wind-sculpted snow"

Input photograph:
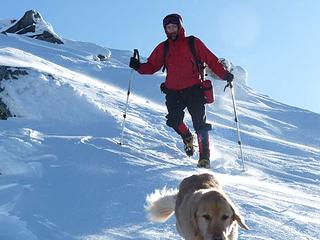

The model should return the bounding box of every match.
[0,31,319,240]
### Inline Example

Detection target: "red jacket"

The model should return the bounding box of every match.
[138,26,229,90]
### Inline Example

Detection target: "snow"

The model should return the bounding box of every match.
[0,19,13,29]
[0,30,319,240]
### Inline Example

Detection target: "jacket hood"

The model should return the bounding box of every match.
[163,13,185,40]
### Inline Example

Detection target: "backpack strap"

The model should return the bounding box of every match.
[162,39,169,72]
[188,36,198,62]
[188,35,205,80]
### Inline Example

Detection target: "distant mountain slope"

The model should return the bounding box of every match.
[0,10,63,44]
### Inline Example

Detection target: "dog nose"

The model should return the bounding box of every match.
[211,236,223,240]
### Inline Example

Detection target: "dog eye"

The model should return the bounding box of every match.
[202,214,211,221]
[222,215,229,220]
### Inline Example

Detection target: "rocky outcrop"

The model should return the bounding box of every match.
[0,100,11,119]
[1,10,63,44]
[0,66,28,80]
[0,66,28,119]
[97,54,109,61]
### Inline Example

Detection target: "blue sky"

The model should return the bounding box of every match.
[1,0,320,114]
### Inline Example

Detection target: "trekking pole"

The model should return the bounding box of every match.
[118,49,140,146]
[224,81,245,171]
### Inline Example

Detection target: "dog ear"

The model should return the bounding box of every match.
[222,192,249,231]
[191,207,201,237]
[233,213,249,230]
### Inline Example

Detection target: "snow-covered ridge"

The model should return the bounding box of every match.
[0,32,131,121]
[0,13,319,240]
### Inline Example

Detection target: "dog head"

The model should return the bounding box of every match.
[192,190,249,240]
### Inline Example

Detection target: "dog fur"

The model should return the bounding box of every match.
[145,173,249,240]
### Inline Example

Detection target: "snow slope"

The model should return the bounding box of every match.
[0,32,319,240]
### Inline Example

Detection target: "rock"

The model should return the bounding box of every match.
[33,30,63,44]
[1,10,63,44]
[94,53,111,62]
[0,66,29,120]
[0,66,28,80]
[0,100,11,120]
[4,10,39,33]
[97,54,107,61]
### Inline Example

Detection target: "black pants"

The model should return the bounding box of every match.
[165,85,211,134]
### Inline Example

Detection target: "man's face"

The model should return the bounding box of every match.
[165,23,179,40]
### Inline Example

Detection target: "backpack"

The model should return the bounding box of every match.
[161,35,205,80]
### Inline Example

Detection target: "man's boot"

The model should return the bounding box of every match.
[175,122,194,157]
[182,132,194,157]
[197,151,210,168]
[196,130,210,168]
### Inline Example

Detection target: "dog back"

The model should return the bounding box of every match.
[176,173,221,208]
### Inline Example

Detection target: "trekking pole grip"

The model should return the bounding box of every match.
[133,49,140,62]
[223,81,233,92]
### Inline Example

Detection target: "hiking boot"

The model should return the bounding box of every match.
[183,135,194,157]
[197,158,210,168]
[196,130,210,168]
[197,152,210,168]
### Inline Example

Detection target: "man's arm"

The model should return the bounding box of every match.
[195,37,232,81]
[129,42,165,75]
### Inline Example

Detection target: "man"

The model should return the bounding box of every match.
[129,13,233,168]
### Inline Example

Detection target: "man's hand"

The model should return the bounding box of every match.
[129,57,140,71]
[224,72,234,83]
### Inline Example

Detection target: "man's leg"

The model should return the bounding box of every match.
[186,88,211,167]
[176,122,194,156]
[196,129,210,167]
[165,92,194,156]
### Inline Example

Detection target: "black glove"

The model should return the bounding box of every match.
[224,72,234,83]
[129,57,140,71]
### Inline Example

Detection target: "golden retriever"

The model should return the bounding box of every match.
[145,173,249,240]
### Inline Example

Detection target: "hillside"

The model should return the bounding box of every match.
[0,22,320,239]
